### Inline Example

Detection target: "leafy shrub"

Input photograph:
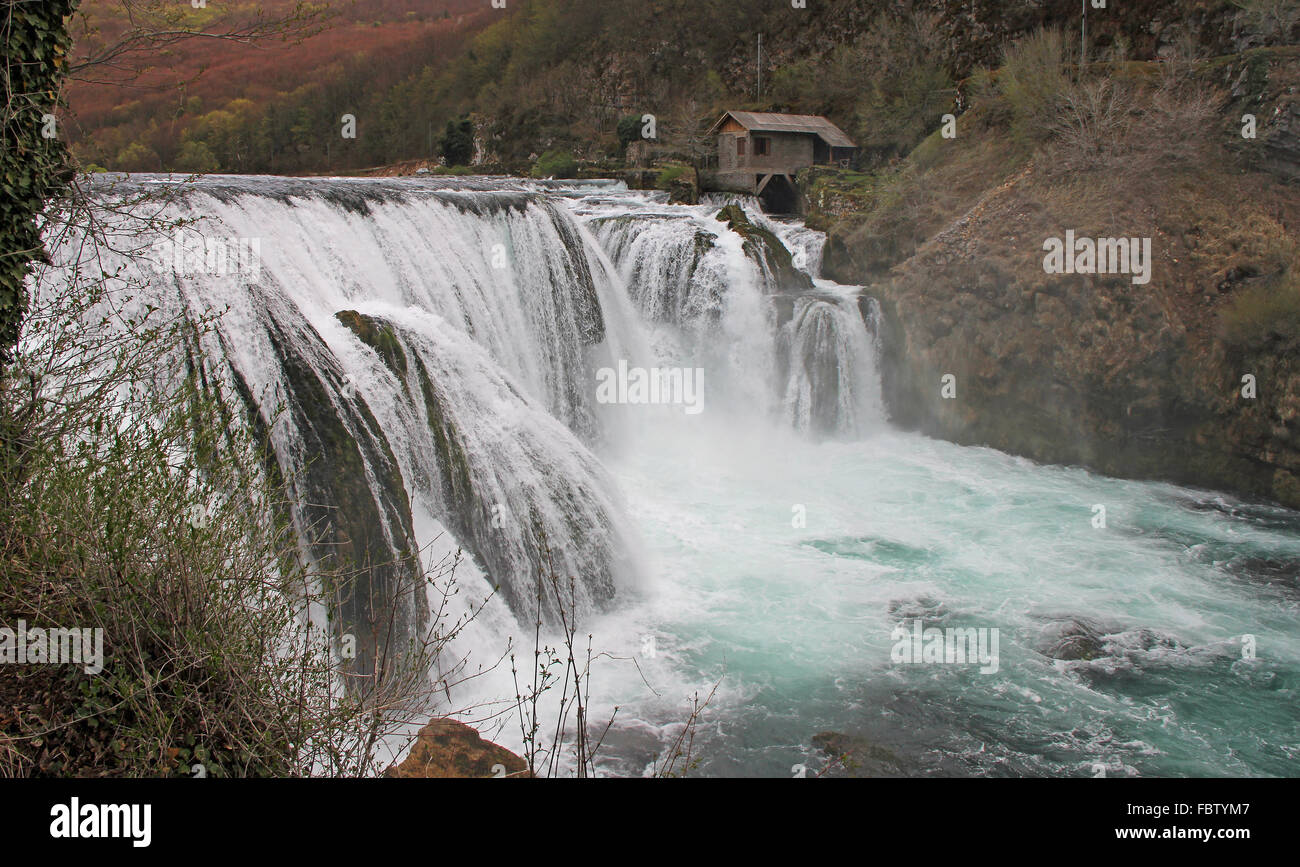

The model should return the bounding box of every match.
[617,114,644,149]
[770,10,951,165]
[1,0,75,361]
[1000,27,1071,150]
[655,164,688,189]
[849,11,953,163]
[439,116,474,167]
[175,140,220,173]
[112,142,162,173]
[530,149,578,179]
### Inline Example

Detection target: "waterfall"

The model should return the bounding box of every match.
[780,295,885,436]
[51,175,885,664]
[589,214,723,326]
[37,176,1300,780]
[586,191,886,435]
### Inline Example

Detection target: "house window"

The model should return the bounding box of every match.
[736,137,746,157]
[753,136,771,157]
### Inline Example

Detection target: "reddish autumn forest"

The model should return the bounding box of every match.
[67,0,495,174]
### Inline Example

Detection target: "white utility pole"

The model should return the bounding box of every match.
[1081,0,1088,74]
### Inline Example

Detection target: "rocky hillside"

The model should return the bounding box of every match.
[810,41,1300,507]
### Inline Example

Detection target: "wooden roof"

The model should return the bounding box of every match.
[708,111,856,148]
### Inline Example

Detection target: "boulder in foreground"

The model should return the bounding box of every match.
[385,718,528,778]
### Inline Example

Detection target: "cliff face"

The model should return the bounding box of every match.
[863,177,1300,508]
[816,48,1300,508]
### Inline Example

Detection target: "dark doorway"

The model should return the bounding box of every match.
[759,174,800,214]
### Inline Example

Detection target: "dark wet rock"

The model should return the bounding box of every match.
[806,535,936,568]
[1172,493,1300,534]
[1105,627,1187,656]
[548,209,607,348]
[667,170,699,205]
[772,291,845,328]
[1144,508,1300,598]
[334,309,625,624]
[336,310,409,384]
[812,731,905,777]
[1039,617,1195,669]
[1221,556,1300,595]
[1261,97,1300,184]
[1036,618,1107,661]
[888,595,951,623]
[715,203,813,295]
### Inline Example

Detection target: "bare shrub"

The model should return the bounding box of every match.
[505,534,718,778]
[1232,0,1300,45]
[1043,74,1224,179]
[1044,78,1136,172]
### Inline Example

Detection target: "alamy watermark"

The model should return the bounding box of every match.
[148,230,261,279]
[1043,231,1151,285]
[50,798,150,848]
[1,621,104,675]
[890,619,999,674]
[595,359,704,415]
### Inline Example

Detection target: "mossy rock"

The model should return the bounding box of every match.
[336,310,409,381]
[715,204,811,294]
[261,312,419,679]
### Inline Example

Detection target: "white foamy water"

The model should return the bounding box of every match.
[47,175,1300,777]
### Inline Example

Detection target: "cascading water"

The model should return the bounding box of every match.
[53,176,642,641]
[779,295,884,436]
[584,192,884,433]
[54,175,1300,777]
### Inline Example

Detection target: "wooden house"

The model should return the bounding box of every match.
[702,111,857,211]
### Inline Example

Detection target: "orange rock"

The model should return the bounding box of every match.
[384,718,528,779]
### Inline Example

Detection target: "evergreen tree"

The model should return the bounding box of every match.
[439,116,474,166]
